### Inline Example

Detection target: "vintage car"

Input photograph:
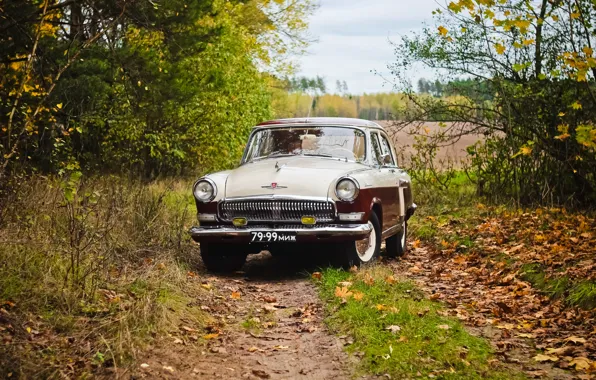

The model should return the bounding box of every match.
[190,118,416,272]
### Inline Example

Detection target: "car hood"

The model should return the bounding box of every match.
[224,156,366,199]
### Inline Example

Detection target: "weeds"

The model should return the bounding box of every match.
[0,175,205,377]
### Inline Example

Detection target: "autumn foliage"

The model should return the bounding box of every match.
[391,0,596,206]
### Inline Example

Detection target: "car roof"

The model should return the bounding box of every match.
[255,117,384,130]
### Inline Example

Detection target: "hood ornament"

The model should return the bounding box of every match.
[262,182,287,190]
[275,161,287,172]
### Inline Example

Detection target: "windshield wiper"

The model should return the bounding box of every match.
[303,153,333,158]
[252,151,295,161]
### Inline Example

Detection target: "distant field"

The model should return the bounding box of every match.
[378,121,484,166]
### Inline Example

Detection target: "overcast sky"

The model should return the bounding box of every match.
[297,0,439,94]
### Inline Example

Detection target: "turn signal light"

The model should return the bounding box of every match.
[233,217,248,227]
[301,216,316,225]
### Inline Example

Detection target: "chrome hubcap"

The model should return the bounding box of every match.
[356,221,376,262]
[401,221,406,248]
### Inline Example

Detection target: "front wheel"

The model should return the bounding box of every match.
[385,219,407,258]
[333,212,381,268]
[200,243,248,273]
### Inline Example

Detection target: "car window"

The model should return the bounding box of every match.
[379,134,396,166]
[244,127,367,163]
[370,132,383,166]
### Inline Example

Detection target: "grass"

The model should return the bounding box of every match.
[315,266,524,380]
[520,264,596,309]
[0,175,209,377]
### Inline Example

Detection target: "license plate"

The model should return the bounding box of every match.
[250,231,296,243]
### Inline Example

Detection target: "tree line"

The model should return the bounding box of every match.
[271,77,487,121]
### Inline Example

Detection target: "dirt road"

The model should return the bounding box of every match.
[134,253,366,380]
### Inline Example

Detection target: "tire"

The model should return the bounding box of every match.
[200,243,248,273]
[386,218,407,258]
[333,211,381,268]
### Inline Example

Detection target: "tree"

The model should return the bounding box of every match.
[0,0,317,180]
[390,0,596,206]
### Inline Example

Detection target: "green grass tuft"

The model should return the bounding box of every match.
[567,281,596,309]
[316,266,524,380]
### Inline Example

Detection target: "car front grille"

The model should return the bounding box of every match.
[218,199,336,223]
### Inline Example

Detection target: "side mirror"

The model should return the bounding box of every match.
[380,154,392,165]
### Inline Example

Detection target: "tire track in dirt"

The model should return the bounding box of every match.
[133,252,366,380]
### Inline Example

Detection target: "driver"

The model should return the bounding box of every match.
[288,140,302,154]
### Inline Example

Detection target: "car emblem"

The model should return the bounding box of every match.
[262,182,288,190]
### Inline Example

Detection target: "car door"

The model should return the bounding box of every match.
[378,132,410,225]
[370,132,400,234]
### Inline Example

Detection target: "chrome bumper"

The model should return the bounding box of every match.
[189,223,371,241]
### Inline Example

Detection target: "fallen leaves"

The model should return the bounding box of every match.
[353,291,364,301]
[564,336,587,344]
[334,286,353,300]
[230,291,241,300]
[389,206,596,377]
[385,325,401,334]
[533,354,559,362]
[385,275,397,285]
[311,272,322,280]
[569,357,592,370]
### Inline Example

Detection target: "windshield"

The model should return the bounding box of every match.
[244,127,367,163]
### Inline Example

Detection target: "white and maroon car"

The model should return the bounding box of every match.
[190,118,416,272]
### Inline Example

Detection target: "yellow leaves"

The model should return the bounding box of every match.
[534,354,559,362]
[582,47,593,57]
[522,39,535,46]
[571,101,583,110]
[353,291,364,301]
[56,103,63,110]
[202,333,220,340]
[494,43,505,55]
[412,239,421,249]
[564,336,587,344]
[571,12,580,19]
[230,291,241,299]
[513,19,531,30]
[438,26,448,36]
[577,70,588,82]
[311,272,322,280]
[448,1,462,13]
[551,15,559,22]
[363,273,375,286]
[513,145,533,158]
[555,124,570,141]
[385,275,397,285]
[569,357,592,370]
[484,9,494,19]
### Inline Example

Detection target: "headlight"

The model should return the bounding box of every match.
[193,179,216,203]
[335,178,359,201]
